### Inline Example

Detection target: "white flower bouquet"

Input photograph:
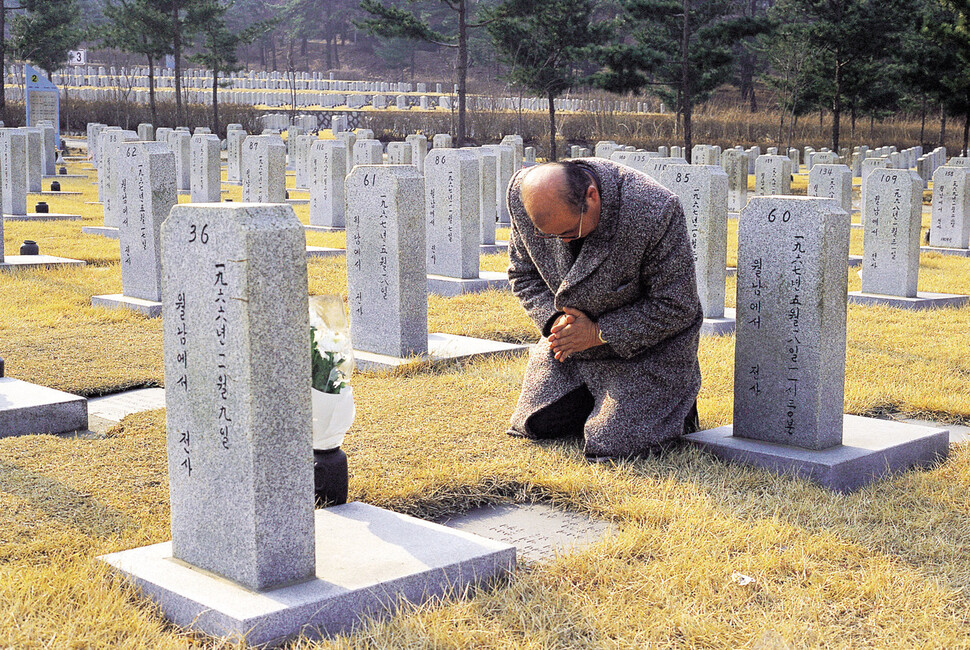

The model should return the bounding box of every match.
[309,295,355,450]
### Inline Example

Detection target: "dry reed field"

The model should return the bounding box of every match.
[1,152,970,649]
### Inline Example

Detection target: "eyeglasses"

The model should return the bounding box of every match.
[534,203,585,241]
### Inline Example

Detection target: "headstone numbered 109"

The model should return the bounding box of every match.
[100,201,512,645]
[686,196,949,492]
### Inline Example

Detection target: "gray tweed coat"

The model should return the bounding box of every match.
[506,158,703,457]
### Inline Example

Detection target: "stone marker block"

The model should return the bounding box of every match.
[160,202,314,591]
[1,128,28,215]
[860,169,923,297]
[352,139,383,167]
[24,127,43,193]
[242,135,286,204]
[346,165,428,358]
[754,154,792,196]
[190,134,222,203]
[660,164,729,322]
[100,503,515,646]
[405,133,427,174]
[308,140,346,230]
[808,164,852,213]
[722,149,748,212]
[733,197,849,450]
[426,148,481,280]
[171,131,191,191]
[0,377,87,437]
[929,165,970,249]
[226,129,246,184]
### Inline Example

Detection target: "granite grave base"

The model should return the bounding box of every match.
[0,377,88,438]
[480,243,509,255]
[305,246,345,259]
[847,255,863,267]
[437,503,611,563]
[304,225,345,233]
[30,191,83,196]
[355,333,530,371]
[3,213,82,221]
[0,255,85,271]
[685,414,948,493]
[92,294,163,317]
[81,226,120,239]
[847,291,970,310]
[46,174,88,179]
[286,198,310,206]
[427,271,510,297]
[920,245,970,257]
[99,502,515,647]
[700,308,736,337]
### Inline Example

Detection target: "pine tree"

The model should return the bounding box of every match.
[12,0,85,80]
[484,0,605,160]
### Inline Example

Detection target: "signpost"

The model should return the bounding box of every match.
[25,64,60,146]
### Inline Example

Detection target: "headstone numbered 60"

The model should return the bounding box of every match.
[686,196,949,493]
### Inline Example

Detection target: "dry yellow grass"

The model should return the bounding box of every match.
[1,160,970,648]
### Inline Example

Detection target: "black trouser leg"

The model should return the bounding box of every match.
[523,386,595,439]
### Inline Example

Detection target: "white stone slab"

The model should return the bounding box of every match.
[438,503,611,562]
[700,308,736,336]
[686,414,948,493]
[81,226,119,239]
[0,377,88,437]
[87,388,166,422]
[0,255,85,271]
[305,246,345,258]
[99,502,515,646]
[91,294,163,317]
[847,291,970,310]
[355,333,529,371]
[4,213,81,221]
[427,271,510,296]
[920,245,970,257]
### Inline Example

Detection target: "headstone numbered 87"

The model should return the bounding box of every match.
[686,196,949,492]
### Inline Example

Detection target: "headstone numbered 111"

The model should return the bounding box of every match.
[924,165,970,256]
[848,168,970,309]
[686,196,949,492]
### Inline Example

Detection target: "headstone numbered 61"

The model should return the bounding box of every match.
[686,196,949,492]
[346,166,527,370]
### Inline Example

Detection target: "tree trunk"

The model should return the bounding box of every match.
[0,5,6,114]
[548,89,557,161]
[681,0,693,161]
[456,0,468,146]
[212,63,220,135]
[920,94,926,147]
[147,54,158,126]
[831,59,842,152]
[302,36,308,70]
[940,105,947,148]
[173,1,184,126]
[964,108,969,156]
[850,104,856,138]
[260,39,266,68]
[271,35,277,70]
[868,115,874,141]
[332,34,340,68]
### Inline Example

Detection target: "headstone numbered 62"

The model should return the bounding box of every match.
[686,196,949,492]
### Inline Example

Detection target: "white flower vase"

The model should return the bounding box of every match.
[311,386,355,450]
[311,386,354,507]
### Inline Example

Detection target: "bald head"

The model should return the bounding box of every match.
[519,161,601,239]
[521,164,574,229]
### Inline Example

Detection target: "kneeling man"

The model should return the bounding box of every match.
[505,158,702,461]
